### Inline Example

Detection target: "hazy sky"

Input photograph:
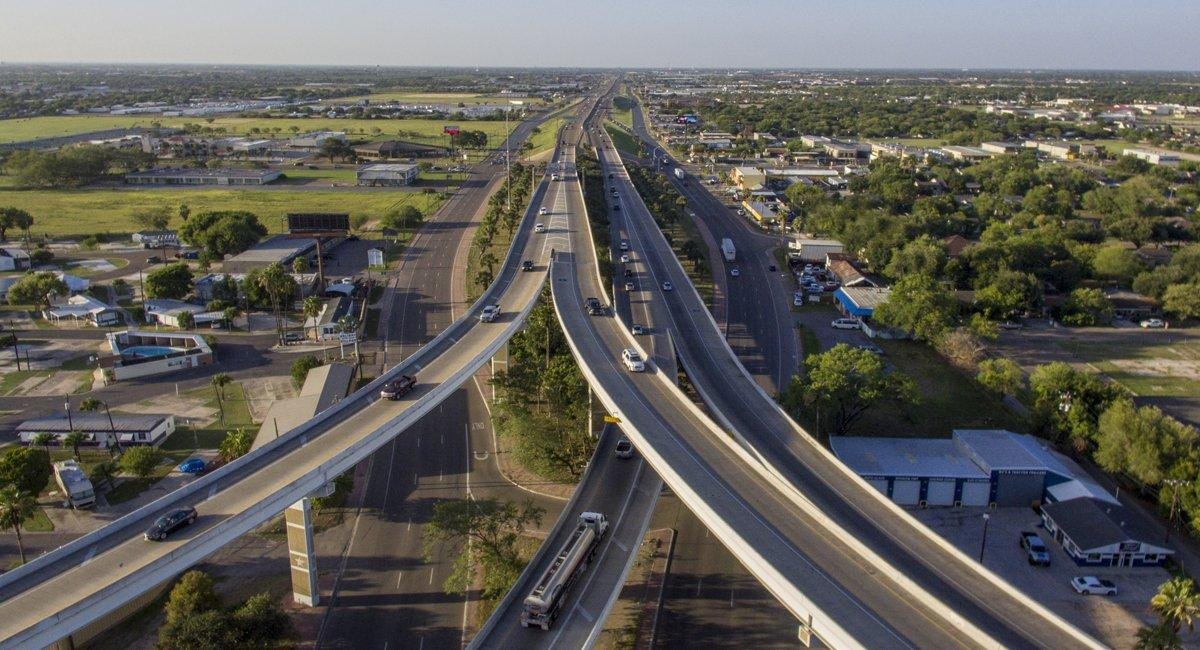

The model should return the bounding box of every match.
[2,0,1198,70]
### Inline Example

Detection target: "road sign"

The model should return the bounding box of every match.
[367,248,384,268]
[338,332,357,344]
[443,125,460,136]
[603,415,622,424]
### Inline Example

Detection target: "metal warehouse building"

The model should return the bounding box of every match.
[356,163,419,187]
[831,429,1117,508]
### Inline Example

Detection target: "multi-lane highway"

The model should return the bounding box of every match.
[0,94,604,650]
[588,111,1100,647]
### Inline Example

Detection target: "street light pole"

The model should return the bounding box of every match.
[979,513,991,564]
[64,399,73,432]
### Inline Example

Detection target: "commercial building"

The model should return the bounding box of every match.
[17,413,176,447]
[222,234,317,274]
[289,131,346,148]
[980,141,1023,155]
[940,145,995,162]
[833,286,891,320]
[144,298,221,327]
[352,140,448,159]
[731,166,767,190]
[356,163,420,187]
[823,141,869,160]
[0,247,31,271]
[789,237,844,263]
[305,295,357,341]
[125,168,281,186]
[1035,141,1080,161]
[132,230,180,249]
[825,255,877,288]
[1124,148,1181,166]
[831,429,1119,508]
[101,330,213,383]
[740,200,783,227]
[1041,498,1173,567]
[800,135,832,148]
[53,460,96,509]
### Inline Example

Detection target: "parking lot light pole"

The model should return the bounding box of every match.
[979,513,990,564]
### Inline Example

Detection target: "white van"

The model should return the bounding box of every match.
[831,318,861,330]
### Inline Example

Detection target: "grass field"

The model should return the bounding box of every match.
[526,118,564,157]
[0,115,516,145]
[605,124,642,157]
[1060,337,1200,397]
[321,92,546,107]
[0,188,445,239]
[610,96,634,129]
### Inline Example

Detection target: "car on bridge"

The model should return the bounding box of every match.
[534,223,546,233]
[144,507,197,541]
[380,375,417,400]
[624,281,636,292]
[479,305,501,322]
[615,439,635,459]
[661,281,673,292]
[631,324,647,336]
[585,297,606,316]
[539,207,549,216]
[730,267,740,277]
[622,348,646,372]
[619,241,630,251]
[522,260,535,272]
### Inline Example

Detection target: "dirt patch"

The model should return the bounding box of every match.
[118,393,218,427]
[240,375,298,422]
[0,339,104,372]
[23,371,89,396]
[1109,358,1200,381]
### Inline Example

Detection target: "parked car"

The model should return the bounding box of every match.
[768,264,777,272]
[661,281,673,291]
[521,260,535,272]
[1020,531,1051,566]
[730,268,740,277]
[281,331,305,345]
[823,281,840,291]
[615,439,635,459]
[1070,576,1117,596]
[479,305,501,322]
[999,321,1024,330]
[146,256,162,264]
[622,348,646,372]
[793,292,804,307]
[1140,318,1166,328]
[831,318,861,330]
[855,344,884,355]
[177,458,206,474]
[380,374,417,400]
[145,507,197,541]
[613,204,620,211]
[534,223,546,233]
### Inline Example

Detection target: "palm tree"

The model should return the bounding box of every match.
[62,431,86,461]
[1136,622,1181,649]
[88,462,117,493]
[31,432,55,452]
[211,373,232,425]
[79,398,102,412]
[1152,577,1200,633]
[0,486,38,564]
[302,296,323,340]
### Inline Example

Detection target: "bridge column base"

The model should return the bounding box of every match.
[588,385,606,438]
[286,497,319,607]
[490,340,509,403]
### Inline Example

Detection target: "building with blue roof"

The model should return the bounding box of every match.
[833,286,891,319]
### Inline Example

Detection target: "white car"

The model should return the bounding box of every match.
[661,281,673,291]
[534,223,546,233]
[622,348,646,372]
[831,318,861,330]
[619,240,630,251]
[1140,318,1165,328]
[1071,576,1117,596]
[620,254,631,263]
[479,305,501,323]
[793,292,804,307]
[539,207,548,215]
[730,268,740,277]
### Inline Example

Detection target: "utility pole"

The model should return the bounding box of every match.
[979,513,991,564]
[1165,478,1187,544]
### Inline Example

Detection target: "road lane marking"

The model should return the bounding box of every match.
[397,571,403,589]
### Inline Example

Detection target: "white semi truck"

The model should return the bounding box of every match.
[520,511,609,630]
[721,238,736,262]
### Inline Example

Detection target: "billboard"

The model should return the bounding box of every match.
[287,213,350,234]
[443,125,461,136]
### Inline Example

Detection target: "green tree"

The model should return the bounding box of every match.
[974,269,1042,320]
[1095,400,1197,487]
[1029,362,1124,452]
[423,498,543,600]
[0,486,38,564]
[976,358,1024,397]
[244,263,297,334]
[6,271,68,309]
[0,446,51,495]
[219,428,255,462]
[0,207,34,242]
[883,235,947,281]
[1092,244,1144,285]
[1060,287,1113,326]
[319,137,353,162]
[31,432,55,452]
[782,344,918,436]
[381,205,424,232]
[179,210,267,259]
[873,274,958,342]
[131,205,172,232]
[175,310,194,330]
[164,570,221,627]
[89,461,117,492]
[230,592,290,645]
[158,610,234,649]
[1152,576,1200,634]
[1163,283,1200,321]
[302,296,323,338]
[119,446,165,478]
[62,431,87,461]
[291,255,309,274]
[291,355,322,388]
[144,262,194,300]
[79,397,102,412]
[211,373,232,425]
[178,203,191,222]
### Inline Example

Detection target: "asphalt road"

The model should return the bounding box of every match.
[628,103,798,394]
[593,120,1099,647]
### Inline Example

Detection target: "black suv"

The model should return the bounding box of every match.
[521,260,535,272]
[380,374,417,400]
[585,297,605,316]
[145,507,198,541]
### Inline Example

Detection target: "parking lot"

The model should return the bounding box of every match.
[911,506,1164,647]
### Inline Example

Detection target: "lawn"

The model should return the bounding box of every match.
[158,381,255,454]
[1059,337,1200,397]
[605,123,642,157]
[0,116,516,146]
[526,118,564,157]
[0,189,445,239]
[321,92,546,107]
[610,96,634,129]
[850,340,1026,439]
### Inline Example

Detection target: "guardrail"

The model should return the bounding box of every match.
[604,129,1104,648]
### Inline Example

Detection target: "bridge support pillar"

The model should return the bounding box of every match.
[588,385,606,439]
[286,497,319,606]
[797,613,816,647]
[489,340,509,403]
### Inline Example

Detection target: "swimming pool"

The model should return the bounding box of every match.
[121,345,181,358]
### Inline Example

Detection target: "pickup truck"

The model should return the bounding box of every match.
[1020,531,1051,566]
